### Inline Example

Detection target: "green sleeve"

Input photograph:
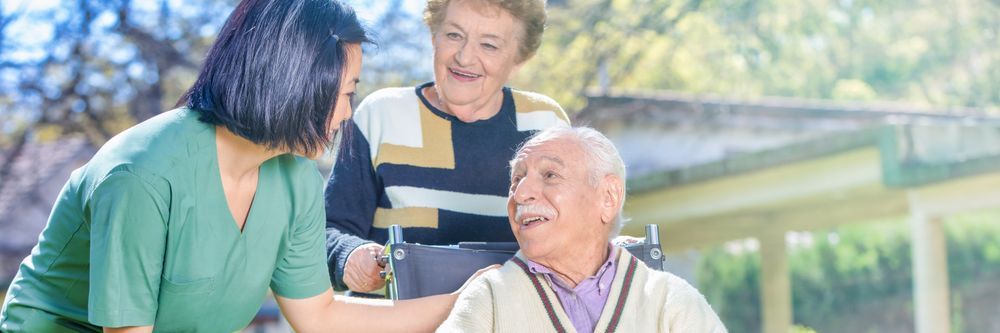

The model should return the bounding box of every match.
[270,170,332,299]
[87,170,169,327]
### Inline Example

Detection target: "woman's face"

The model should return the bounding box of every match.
[305,43,362,160]
[431,0,525,122]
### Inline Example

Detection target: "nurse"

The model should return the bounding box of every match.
[0,0,482,332]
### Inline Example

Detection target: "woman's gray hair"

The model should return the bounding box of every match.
[511,125,629,238]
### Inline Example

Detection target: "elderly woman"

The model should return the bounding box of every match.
[0,1,487,332]
[325,0,569,294]
[437,126,727,333]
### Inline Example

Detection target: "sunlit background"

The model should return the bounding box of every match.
[0,0,997,332]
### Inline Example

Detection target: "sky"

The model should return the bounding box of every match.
[1,0,426,63]
[344,0,425,22]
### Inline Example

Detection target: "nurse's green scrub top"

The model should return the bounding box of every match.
[0,108,332,332]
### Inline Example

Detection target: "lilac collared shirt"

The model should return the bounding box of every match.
[525,244,618,333]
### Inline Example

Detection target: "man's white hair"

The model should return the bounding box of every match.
[511,125,629,238]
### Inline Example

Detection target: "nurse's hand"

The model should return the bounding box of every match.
[452,264,500,296]
[612,235,644,246]
[344,243,385,292]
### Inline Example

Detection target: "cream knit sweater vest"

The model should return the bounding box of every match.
[438,249,727,333]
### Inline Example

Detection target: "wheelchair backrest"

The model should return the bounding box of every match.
[384,225,665,300]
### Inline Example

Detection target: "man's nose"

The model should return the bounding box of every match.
[513,178,539,204]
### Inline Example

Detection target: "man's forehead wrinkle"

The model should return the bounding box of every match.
[515,152,566,168]
[539,155,565,166]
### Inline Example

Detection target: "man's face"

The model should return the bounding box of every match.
[507,138,610,262]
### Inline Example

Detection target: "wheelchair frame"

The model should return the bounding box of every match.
[381,224,665,300]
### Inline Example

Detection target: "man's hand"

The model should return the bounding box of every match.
[344,243,386,292]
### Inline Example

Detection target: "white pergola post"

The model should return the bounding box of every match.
[760,230,792,333]
[902,172,1000,333]
[909,194,951,333]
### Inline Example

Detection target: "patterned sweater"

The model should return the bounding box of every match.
[324,82,569,290]
[437,250,728,333]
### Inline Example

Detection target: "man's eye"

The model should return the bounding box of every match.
[481,43,497,50]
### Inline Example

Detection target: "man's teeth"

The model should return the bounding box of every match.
[521,217,548,225]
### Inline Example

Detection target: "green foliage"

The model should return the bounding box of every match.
[696,214,1000,332]
[699,243,762,330]
[790,325,818,333]
[515,0,999,112]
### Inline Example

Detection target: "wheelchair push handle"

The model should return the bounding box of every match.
[645,224,660,245]
[388,224,404,245]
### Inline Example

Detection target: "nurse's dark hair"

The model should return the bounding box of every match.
[177,0,371,154]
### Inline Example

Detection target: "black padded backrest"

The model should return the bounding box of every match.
[386,245,515,300]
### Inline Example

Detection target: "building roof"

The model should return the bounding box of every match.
[627,124,1000,194]
[578,89,991,123]
[577,89,1000,185]
[0,137,95,255]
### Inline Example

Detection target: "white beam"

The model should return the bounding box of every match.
[626,148,882,226]
[909,192,951,333]
[652,188,906,252]
[907,171,1000,216]
[760,230,792,333]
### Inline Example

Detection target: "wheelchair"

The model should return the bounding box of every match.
[380,224,666,300]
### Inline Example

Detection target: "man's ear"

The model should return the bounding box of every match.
[600,175,624,224]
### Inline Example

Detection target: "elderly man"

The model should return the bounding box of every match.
[437,126,726,333]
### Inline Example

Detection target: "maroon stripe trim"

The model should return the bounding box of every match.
[605,256,639,333]
[511,257,568,333]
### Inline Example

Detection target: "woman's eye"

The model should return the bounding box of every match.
[544,171,558,179]
[481,43,497,50]
[446,32,462,40]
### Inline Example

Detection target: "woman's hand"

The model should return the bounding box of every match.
[344,243,386,292]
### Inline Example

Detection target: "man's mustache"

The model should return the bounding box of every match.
[514,204,556,221]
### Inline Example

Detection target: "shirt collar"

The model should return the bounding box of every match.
[524,243,618,288]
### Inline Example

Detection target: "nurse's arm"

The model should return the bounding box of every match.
[277,264,498,333]
[104,326,153,333]
[276,288,456,333]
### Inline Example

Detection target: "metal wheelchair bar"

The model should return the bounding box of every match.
[384,224,405,299]
[645,224,660,245]
[388,224,404,245]
[645,224,663,262]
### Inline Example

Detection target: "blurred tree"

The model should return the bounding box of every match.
[0,0,233,197]
[1,0,996,170]
[513,0,705,110]
[350,0,434,96]
[516,0,999,112]
[0,0,233,145]
[5,0,994,145]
